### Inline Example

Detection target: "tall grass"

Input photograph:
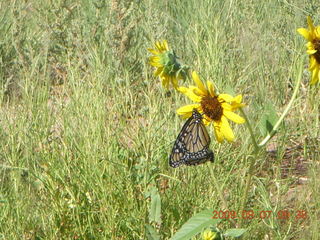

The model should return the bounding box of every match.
[0,0,319,239]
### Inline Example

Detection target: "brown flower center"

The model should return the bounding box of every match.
[201,95,223,121]
[313,38,320,63]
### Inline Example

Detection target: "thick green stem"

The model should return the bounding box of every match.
[239,60,302,226]
[238,110,260,226]
[239,108,259,152]
[258,62,303,147]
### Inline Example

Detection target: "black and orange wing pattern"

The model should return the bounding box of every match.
[169,109,214,168]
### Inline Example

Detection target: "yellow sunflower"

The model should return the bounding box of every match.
[177,71,245,143]
[148,40,188,89]
[297,16,320,85]
[202,229,218,240]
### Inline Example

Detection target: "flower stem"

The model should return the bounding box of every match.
[258,61,303,147]
[239,59,303,226]
[238,109,260,226]
[239,108,259,152]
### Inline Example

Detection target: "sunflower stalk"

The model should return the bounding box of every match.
[239,59,303,226]
[258,62,303,147]
[238,109,260,226]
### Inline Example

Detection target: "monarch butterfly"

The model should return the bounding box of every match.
[169,109,214,168]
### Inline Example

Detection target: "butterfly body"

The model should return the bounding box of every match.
[169,109,214,168]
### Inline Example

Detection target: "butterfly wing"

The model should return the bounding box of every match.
[169,109,214,168]
[169,114,196,168]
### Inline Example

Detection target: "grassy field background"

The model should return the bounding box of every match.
[0,0,319,239]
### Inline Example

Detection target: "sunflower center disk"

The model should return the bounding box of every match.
[313,39,320,63]
[201,96,223,121]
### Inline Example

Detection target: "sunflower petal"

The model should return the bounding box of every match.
[231,95,245,109]
[309,57,317,70]
[172,77,179,89]
[221,116,235,142]
[232,103,246,110]
[154,67,163,77]
[148,48,160,55]
[177,104,201,118]
[224,111,245,124]
[149,57,163,67]
[311,67,319,85]
[155,41,162,51]
[307,16,315,33]
[177,86,188,93]
[297,28,312,41]
[306,41,314,49]
[180,87,202,102]
[162,77,169,89]
[315,26,320,38]
[202,116,211,126]
[163,40,169,50]
[202,229,215,240]
[192,71,207,95]
[221,102,232,111]
[213,121,224,143]
[207,80,216,97]
[307,49,317,55]
[219,94,234,102]
[233,95,243,103]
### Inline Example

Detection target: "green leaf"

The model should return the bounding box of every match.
[145,224,160,240]
[259,102,278,135]
[171,209,221,240]
[149,187,162,225]
[224,228,246,237]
